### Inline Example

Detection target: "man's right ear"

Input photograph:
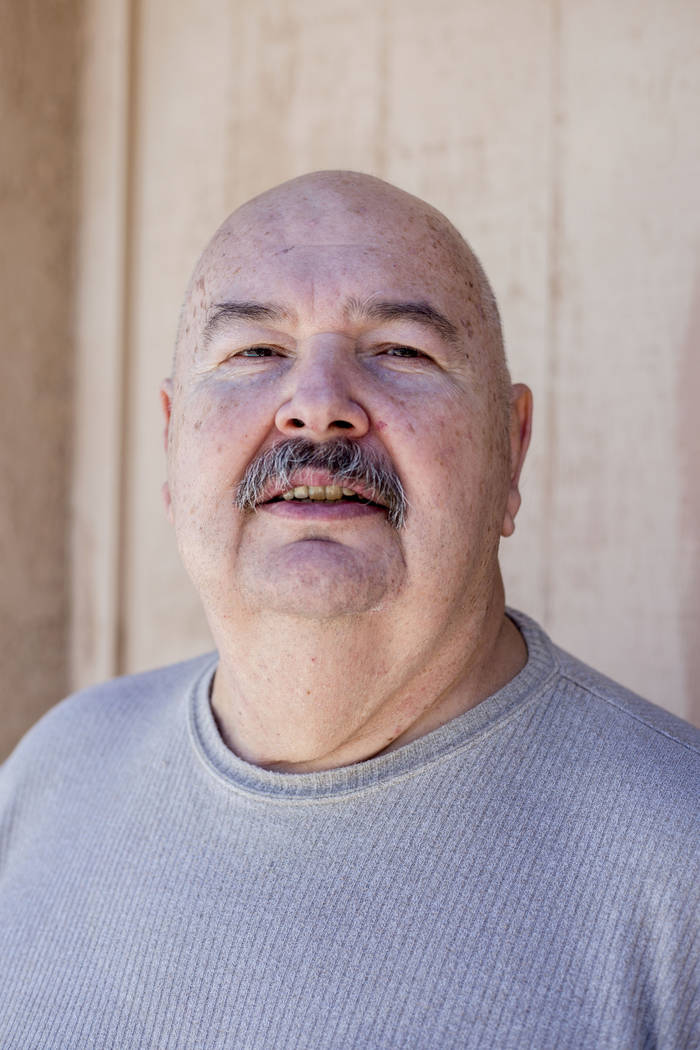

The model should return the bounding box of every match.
[160,379,174,522]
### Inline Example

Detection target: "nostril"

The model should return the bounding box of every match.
[289,418,305,428]
[333,420,353,429]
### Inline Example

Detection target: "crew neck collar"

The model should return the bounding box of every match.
[187,609,559,803]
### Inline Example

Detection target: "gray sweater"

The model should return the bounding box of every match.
[1,611,698,1049]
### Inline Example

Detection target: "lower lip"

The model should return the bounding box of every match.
[259,500,386,521]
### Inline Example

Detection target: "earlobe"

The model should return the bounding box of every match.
[501,383,533,538]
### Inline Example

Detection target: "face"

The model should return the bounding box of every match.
[162,176,531,639]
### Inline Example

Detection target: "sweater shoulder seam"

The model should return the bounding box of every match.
[557,668,700,758]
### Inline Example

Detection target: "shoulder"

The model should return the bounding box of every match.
[1,653,217,787]
[511,611,700,814]
[552,641,700,759]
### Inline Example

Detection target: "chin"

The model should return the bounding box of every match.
[240,573,392,620]
[236,537,406,619]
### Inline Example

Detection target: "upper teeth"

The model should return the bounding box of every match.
[281,485,357,501]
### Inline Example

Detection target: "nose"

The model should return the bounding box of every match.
[274,344,370,440]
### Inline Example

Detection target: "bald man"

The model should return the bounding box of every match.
[1,172,698,1050]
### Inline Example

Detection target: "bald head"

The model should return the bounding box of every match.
[174,171,509,407]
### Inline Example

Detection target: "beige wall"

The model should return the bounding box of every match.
[0,1,81,758]
[3,0,699,759]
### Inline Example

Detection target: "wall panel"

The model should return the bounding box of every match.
[548,0,700,713]
[0,0,81,759]
[71,0,131,689]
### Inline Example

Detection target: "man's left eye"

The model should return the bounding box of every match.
[385,346,424,359]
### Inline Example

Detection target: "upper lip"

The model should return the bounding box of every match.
[259,470,386,506]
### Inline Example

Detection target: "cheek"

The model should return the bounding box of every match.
[408,408,474,479]
[399,407,500,530]
[168,397,261,518]
[179,387,262,463]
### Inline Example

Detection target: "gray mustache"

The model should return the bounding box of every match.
[234,438,407,529]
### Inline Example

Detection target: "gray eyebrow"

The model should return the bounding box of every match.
[345,296,459,344]
[202,301,294,345]
[201,296,460,346]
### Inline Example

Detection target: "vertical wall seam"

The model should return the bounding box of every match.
[542,0,562,628]
[374,0,389,178]
[115,0,140,675]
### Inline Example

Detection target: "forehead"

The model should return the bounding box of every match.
[204,246,464,318]
[190,198,478,327]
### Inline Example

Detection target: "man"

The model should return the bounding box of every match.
[1,172,698,1049]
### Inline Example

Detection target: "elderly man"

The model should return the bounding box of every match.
[1,172,698,1049]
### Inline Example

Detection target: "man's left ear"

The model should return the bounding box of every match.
[501,383,533,538]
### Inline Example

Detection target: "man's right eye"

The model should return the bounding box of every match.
[236,346,279,358]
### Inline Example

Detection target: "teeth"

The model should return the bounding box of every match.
[280,484,358,501]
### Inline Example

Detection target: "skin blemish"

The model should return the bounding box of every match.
[376,420,388,431]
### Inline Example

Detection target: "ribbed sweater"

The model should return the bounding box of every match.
[1,611,698,1049]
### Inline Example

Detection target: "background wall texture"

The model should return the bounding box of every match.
[1,1,80,755]
[2,0,699,759]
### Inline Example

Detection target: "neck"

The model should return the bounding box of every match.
[210,578,526,773]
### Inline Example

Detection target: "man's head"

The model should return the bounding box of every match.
[161,171,531,644]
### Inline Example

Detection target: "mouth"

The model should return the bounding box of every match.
[256,472,390,521]
[265,484,386,509]
[235,438,407,527]
[258,472,388,512]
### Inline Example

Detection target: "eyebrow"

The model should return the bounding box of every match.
[202,296,460,345]
[202,301,294,345]
[345,296,459,343]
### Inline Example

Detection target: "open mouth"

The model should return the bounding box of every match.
[263,484,386,510]
[235,438,407,528]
